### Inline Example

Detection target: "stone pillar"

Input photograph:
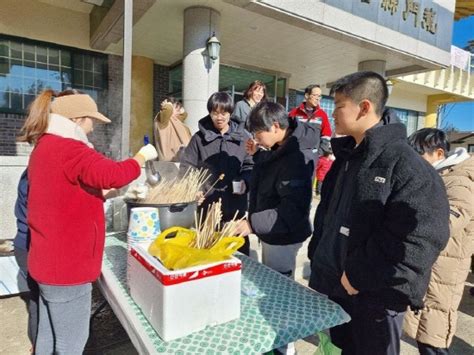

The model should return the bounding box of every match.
[130,55,154,155]
[358,60,386,77]
[183,7,221,133]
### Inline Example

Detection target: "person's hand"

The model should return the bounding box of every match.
[134,144,158,166]
[124,184,148,200]
[246,138,258,155]
[195,191,205,205]
[160,99,172,109]
[341,271,359,295]
[234,219,252,236]
[102,188,118,199]
[137,144,158,161]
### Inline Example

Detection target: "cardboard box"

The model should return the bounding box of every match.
[128,244,241,341]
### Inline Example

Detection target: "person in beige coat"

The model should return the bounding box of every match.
[154,97,192,162]
[406,128,474,355]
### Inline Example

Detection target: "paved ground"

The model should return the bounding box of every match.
[1,249,473,354]
[1,197,473,354]
[1,267,473,354]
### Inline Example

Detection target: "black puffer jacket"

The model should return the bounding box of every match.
[180,116,253,221]
[249,119,317,245]
[308,117,450,311]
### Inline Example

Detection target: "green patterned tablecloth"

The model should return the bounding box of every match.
[100,232,350,354]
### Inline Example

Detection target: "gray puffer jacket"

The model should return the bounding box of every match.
[232,99,252,125]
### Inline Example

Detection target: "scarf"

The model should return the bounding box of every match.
[46,113,94,148]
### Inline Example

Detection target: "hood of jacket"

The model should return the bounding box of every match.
[380,108,401,125]
[435,147,472,173]
[439,150,474,182]
[262,119,318,163]
[198,115,247,143]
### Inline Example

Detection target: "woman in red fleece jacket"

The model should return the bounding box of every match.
[18,89,158,355]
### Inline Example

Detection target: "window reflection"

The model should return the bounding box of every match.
[168,64,289,108]
[0,37,107,112]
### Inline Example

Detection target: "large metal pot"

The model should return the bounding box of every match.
[125,200,197,231]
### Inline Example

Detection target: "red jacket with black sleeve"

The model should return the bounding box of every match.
[289,102,332,138]
[27,134,141,285]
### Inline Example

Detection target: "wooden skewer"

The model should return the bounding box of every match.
[142,168,211,204]
[190,199,244,250]
[202,173,225,198]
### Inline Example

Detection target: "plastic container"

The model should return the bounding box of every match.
[127,207,160,251]
[125,200,197,231]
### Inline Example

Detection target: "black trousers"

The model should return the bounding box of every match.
[417,341,449,355]
[329,295,405,355]
[238,235,250,256]
[14,247,39,346]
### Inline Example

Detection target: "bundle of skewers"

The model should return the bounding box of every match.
[141,168,224,204]
[190,199,246,249]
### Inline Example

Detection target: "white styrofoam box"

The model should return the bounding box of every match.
[126,241,153,291]
[128,244,241,341]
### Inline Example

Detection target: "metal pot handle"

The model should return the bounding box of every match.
[168,203,188,213]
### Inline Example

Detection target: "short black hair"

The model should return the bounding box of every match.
[330,71,388,117]
[407,128,450,155]
[247,101,289,133]
[207,92,234,114]
[304,84,321,95]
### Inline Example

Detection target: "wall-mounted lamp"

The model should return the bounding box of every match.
[386,79,395,95]
[206,32,221,62]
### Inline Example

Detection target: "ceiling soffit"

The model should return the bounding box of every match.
[108,0,437,91]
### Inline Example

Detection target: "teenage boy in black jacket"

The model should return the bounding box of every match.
[236,102,317,354]
[308,71,450,355]
[236,101,317,276]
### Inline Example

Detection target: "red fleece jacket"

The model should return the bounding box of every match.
[27,134,141,285]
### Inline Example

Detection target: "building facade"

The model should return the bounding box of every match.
[2,0,473,156]
[0,0,473,239]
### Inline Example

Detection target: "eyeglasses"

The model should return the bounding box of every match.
[211,111,229,118]
[309,94,322,99]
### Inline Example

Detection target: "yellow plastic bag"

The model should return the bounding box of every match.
[148,226,245,270]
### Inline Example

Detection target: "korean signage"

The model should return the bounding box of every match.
[324,0,452,51]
